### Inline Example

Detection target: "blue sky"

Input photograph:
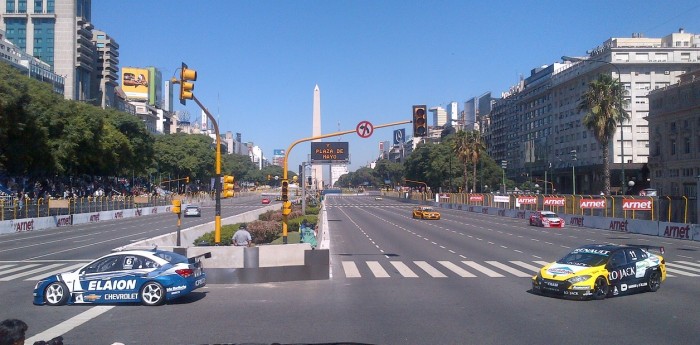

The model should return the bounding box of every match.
[92,1,700,173]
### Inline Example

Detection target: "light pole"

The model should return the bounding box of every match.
[570,150,577,195]
[562,55,626,195]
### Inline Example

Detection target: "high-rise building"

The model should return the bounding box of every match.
[485,29,700,194]
[429,106,447,127]
[1,0,115,103]
[446,101,459,127]
[0,28,64,93]
[91,29,118,108]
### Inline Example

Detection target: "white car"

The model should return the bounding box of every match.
[184,205,201,217]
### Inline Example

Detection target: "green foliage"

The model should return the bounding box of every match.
[304,205,320,215]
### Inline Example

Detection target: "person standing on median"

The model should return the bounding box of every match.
[231,223,252,247]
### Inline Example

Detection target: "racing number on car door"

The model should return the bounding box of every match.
[608,250,636,289]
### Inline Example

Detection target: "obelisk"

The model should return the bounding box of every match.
[312,85,323,190]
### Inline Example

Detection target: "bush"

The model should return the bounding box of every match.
[304,205,320,215]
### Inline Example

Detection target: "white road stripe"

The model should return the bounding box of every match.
[390,261,418,278]
[509,261,541,272]
[25,263,86,281]
[0,264,41,277]
[486,261,531,277]
[665,266,700,277]
[534,260,550,266]
[461,261,504,277]
[438,261,476,277]
[341,261,361,278]
[0,263,64,281]
[666,262,700,273]
[25,306,114,344]
[367,261,390,278]
[0,264,16,270]
[675,261,700,269]
[414,261,447,277]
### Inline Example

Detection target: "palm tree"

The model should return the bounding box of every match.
[452,129,484,193]
[578,73,630,195]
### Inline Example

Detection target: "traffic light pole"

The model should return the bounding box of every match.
[282,120,410,243]
[191,94,224,244]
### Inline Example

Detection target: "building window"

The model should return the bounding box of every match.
[685,137,691,154]
[670,139,676,155]
[6,0,15,13]
[46,0,53,12]
[654,142,660,156]
[18,0,27,13]
[34,0,42,12]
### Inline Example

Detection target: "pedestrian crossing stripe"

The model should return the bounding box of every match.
[334,260,700,279]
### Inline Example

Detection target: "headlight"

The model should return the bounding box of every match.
[567,275,591,284]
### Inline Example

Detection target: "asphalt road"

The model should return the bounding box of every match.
[1,194,699,345]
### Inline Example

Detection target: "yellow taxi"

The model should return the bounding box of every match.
[412,206,441,220]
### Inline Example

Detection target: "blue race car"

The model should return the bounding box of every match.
[33,249,209,306]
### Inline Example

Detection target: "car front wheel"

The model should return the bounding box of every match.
[45,282,69,306]
[592,276,609,300]
[140,281,165,306]
[647,270,662,292]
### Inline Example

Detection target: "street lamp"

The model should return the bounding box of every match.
[570,150,577,195]
[561,55,626,194]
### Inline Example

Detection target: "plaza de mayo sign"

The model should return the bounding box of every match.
[310,142,349,163]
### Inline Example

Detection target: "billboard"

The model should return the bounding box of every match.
[311,142,349,163]
[273,149,285,156]
[393,129,405,145]
[121,67,149,100]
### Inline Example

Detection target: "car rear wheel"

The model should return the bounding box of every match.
[592,276,609,300]
[647,270,662,292]
[140,281,165,306]
[45,282,69,306]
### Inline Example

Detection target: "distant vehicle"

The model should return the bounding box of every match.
[639,188,657,196]
[532,244,666,300]
[412,206,441,220]
[183,205,201,217]
[262,198,271,204]
[529,211,564,228]
[375,196,383,200]
[33,249,208,306]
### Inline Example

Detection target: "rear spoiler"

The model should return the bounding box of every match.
[627,244,665,255]
[188,252,212,264]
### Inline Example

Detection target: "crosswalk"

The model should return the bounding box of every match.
[335,259,700,279]
[0,259,699,282]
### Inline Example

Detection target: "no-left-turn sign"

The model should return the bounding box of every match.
[356,121,374,138]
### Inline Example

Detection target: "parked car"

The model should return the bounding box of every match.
[183,204,201,217]
[33,249,209,306]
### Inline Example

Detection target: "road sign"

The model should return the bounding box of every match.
[393,129,405,144]
[356,121,374,138]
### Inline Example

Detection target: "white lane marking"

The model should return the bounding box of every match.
[664,267,699,277]
[0,264,15,270]
[438,261,476,277]
[0,263,64,281]
[510,261,541,272]
[25,263,87,281]
[534,261,550,266]
[486,261,532,277]
[341,261,361,278]
[461,261,504,277]
[0,264,41,277]
[414,261,447,278]
[367,261,390,278]
[390,261,418,278]
[665,263,700,274]
[25,306,114,344]
[675,261,700,269]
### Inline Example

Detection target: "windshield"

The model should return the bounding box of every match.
[543,213,559,219]
[556,249,610,267]
[154,251,188,264]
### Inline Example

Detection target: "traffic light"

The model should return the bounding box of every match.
[172,199,181,214]
[222,175,234,198]
[281,179,289,202]
[185,176,190,184]
[412,105,427,137]
[179,62,197,105]
[282,201,292,216]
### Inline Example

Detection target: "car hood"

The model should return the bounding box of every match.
[539,262,603,281]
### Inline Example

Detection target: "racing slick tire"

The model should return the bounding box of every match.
[647,270,662,292]
[140,281,165,306]
[592,276,609,300]
[45,282,69,306]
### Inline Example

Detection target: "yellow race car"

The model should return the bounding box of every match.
[532,244,666,300]
[412,206,441,220]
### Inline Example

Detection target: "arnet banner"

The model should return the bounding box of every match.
[469,195,484,202]
[543,197,565,207]
[579,199,606,209]
[516,196,537,205]
[622,199,652,210]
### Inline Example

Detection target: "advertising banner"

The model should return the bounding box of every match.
[494,195,509,203]
[579,198,606,209]
[516,196,537,205]
[622,199,652,210]
[543,197,565,207]
[469,195,483,203]
[122,67,149,100]
[273,149,285,156]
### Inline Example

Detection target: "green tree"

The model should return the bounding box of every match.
[452,130,483,192]
[578,73,630,195]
